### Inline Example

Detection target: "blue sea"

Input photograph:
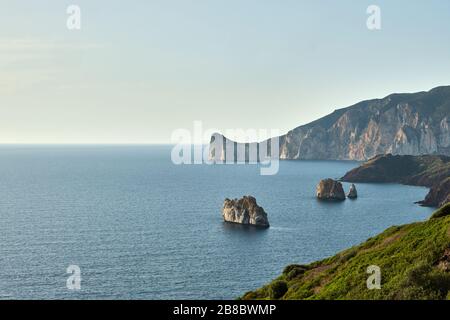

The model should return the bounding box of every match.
[0,145,435,299]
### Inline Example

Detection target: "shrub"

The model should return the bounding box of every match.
[286,266,308,281]
[283,264,308,275]
[269,280,288,299]
[430,203,450,219]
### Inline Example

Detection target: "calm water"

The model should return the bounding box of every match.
[0,145,434,299]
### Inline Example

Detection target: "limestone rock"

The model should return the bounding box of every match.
[316,179,346,201]
[222,196,270,228]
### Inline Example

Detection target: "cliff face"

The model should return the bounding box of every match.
[341,154,450,207]
[210,86,450,161]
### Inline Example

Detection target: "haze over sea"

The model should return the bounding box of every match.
[0,145,434,299]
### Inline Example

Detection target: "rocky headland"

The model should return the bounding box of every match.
[342,154,450,207]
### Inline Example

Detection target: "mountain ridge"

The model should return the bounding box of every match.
[210,86,450,161]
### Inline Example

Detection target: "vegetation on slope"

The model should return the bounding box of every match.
[241,204,450,300]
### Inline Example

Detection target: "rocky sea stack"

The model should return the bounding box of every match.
[222,196,270,228]
[347,184,358,199]
[316,179,346,201]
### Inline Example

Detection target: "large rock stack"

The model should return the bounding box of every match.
[222,196,270,228]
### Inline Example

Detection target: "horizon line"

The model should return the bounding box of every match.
[0,142,216,146]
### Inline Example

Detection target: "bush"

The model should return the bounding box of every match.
[240,291,257,300]
[430,203,450,219]
[285,265,308,281]
[269,280,288,299]
[283,264,308,275]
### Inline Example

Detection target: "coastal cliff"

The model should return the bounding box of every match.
[210,86,450,161]
[342,154,450,207]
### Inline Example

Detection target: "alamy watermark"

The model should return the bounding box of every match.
[64,5,380,32]
[66,265,81,290]
[366,265,381,290]
[171,121,280,175]
[367,5,381,30]
[67,5,81,30]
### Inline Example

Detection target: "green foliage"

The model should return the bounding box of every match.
[431,203,450,219]
[268,280,288,299]
[242,207,450,300]
[283,265,309,281]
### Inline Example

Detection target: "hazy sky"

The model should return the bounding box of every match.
[1,0,450,143]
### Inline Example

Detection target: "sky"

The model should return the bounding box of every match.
[1,0,450,144]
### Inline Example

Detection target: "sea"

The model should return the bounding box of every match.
[0,145,434,299]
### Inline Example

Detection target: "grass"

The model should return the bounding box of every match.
[241,204,450,300]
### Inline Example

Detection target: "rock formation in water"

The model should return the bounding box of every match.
[342,154,450,207]
[347,184,358,199]
[222,196,270,228]
[316,179,346,201]
[210,86,450,161]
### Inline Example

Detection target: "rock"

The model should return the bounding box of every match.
[316,179,346,201]
[347,184,358,199]
[222,196,270,228]
[419,178,450,207]
[437,248,450,272]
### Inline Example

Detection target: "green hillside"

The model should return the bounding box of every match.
[242,204,450,300]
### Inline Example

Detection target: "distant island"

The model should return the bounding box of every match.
[210,86,450,161]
